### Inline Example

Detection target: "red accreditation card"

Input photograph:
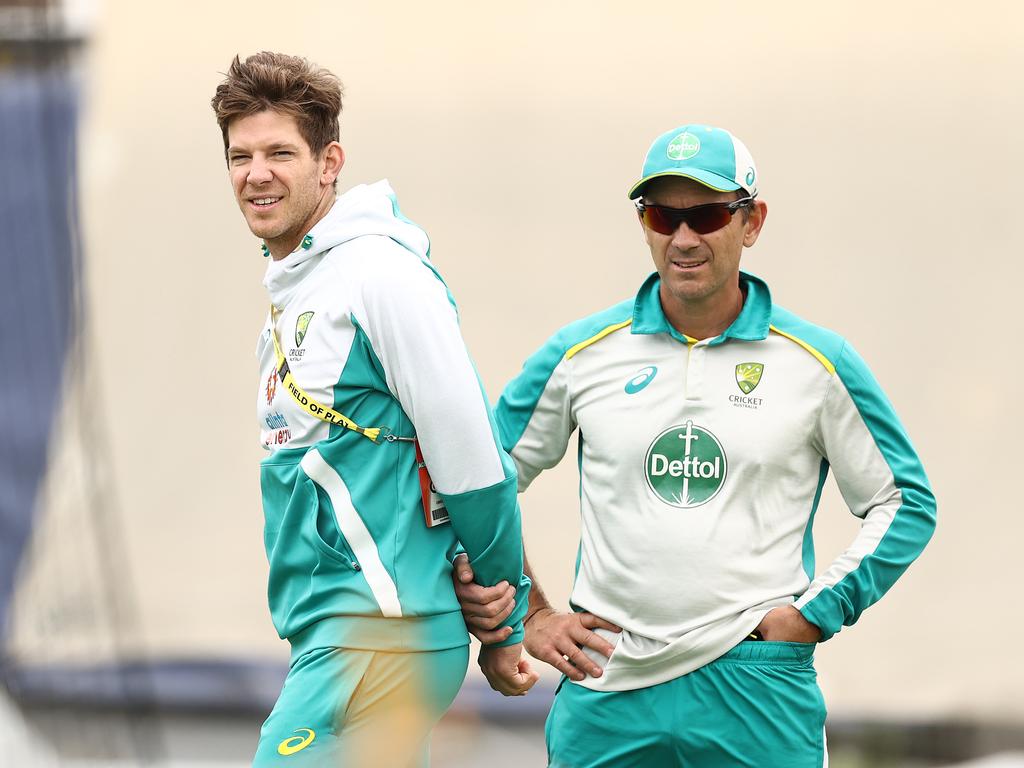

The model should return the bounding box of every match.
[415,441,450,528]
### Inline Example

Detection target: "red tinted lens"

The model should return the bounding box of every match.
[640,205,677,235]
[641,204,734,235]
[685,206,733,234]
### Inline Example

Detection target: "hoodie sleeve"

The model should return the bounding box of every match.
[352,238,529,646]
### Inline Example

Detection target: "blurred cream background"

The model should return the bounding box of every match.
[34,0,1021,726]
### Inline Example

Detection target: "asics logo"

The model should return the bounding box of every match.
[278,728,316,756]
[625,366,658,394]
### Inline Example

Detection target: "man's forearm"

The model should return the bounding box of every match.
[523,552,551,624]
[518,550,620,680]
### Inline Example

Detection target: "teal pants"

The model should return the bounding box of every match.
[546,641,827,768]
[253,645,469,767]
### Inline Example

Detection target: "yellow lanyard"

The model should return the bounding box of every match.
[270,307,395,445]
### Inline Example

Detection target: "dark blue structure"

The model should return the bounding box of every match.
[0,66,80,642]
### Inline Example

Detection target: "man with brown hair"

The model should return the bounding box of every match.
[211,51,536,766]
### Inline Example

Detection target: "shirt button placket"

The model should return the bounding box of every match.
[687,342,706,402]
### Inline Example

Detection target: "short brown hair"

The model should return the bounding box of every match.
[211,51,343,160]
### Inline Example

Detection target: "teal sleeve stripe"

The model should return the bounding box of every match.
[801,343,937,641]
[496,300,633,450]
[442,476,529,642]
[801,459,830,582]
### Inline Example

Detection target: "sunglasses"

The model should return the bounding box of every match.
[635,196,755,236]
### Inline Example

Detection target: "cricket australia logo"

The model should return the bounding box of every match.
[295,311,314,347]
[735,362,764,394]
[645,421,728,508]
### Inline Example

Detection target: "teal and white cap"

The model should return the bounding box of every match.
[627,124,758,200]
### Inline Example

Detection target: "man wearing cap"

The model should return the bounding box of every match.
[455,124,936,766]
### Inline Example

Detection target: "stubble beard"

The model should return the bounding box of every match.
[244,193,310,248]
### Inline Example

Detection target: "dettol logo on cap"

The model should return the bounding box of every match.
[645,421,727,508]
[667,132,701,161]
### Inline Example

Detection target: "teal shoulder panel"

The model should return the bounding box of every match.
[552,298,636,352]
[495,298,634,451]
[768,305,846,369]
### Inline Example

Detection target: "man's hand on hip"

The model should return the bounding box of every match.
[755,605,822,643]
[452,553,515,644]
[478,643,539,697]
[524,608,621,681]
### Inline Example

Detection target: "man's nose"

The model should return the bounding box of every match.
[670,221,702,249]
[247,157,273,185]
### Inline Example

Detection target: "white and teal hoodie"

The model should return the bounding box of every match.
[497,271,936,691]
[256,180,528,660]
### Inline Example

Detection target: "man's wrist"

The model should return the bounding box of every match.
[524,605,551,627]
[488,620,524,648]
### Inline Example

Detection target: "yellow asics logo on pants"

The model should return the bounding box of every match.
[278,728,316,755]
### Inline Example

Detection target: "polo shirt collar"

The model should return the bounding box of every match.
[631,270,772,345]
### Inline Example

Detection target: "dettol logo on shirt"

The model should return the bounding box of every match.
[645,421,728,508]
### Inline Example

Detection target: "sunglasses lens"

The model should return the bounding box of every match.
[640,204,736,235]
[641,206,676,235]
[686,207,732,235]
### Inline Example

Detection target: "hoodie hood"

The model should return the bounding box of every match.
[263,179,430,308]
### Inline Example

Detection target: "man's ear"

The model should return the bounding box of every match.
[743,199,768,247]
[321,141,345,187]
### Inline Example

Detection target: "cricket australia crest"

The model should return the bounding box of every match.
[735,362,764,394]
[295,311,314,347]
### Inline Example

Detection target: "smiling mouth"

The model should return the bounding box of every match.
[671,259,707,270]
[249,197,282,209]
